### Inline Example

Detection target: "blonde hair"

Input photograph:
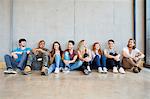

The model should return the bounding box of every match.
[77,40,87,52]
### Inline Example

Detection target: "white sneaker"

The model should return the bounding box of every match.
[119,67,126,74]
[103,67,107,73]
[113,67,118,73]
[98,67,103,73]
[63,67,70,74]
[4,69,17,74]
[54,68,60,74]
[87,66,91,72]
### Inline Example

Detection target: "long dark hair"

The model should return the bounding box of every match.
[37,40,45,48]
[51,41,62,57]
[92,42,103,55]
[127,38,136,49]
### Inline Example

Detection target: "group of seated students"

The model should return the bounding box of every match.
[3,38,145,76]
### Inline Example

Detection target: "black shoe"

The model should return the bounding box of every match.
[41,68,48,76]
[138,67,141,72]
[83,69,89,75]
[44,68,48,76]
[22,71,31,75]
[133,67,139,73]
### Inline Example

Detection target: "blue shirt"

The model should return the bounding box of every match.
[12,47,31,62]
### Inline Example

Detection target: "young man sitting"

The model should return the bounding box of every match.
[23,40,49,75]
[104,39,125,74]
[122,38,145,73]
[62,40,82,73]
[4,38,31,74]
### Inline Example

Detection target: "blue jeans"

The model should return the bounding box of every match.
[64,52,82,70]
[48,54,63,73]
[92,55,106,69]
[4,52,28,70]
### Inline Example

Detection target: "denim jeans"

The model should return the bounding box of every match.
[48,54,63,73]
[106,53,122,69]
[64,51,82,70]
[26,52,49,70]
[4,52,28,70]
[81,53,91,71]
[92,55,106,69]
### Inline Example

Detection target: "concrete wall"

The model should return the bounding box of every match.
[136,0,145,52]
[0,0,145,62]
[13,0,75,50]
[0,0,11,61]
[12,0,133,50]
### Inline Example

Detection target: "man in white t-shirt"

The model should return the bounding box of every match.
[122,38,145,73]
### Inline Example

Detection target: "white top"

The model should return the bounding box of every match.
[123,47,140,58]
[91,51,101,61]
[104,48,117,55]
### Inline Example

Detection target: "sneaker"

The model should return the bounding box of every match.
[113,67,118,73]
[41,66,47,75]
[103,67,107,74]
[63,66,70,74]
[119,67,126,74]
[22,66,31,75]
[133,66,139,73]
[138,67,142,72]
[4,69,17,74]
[83,69,89,75]
[98,67,104,73]
[59,67,63,72]
[43,67,48,76]
[87,66,91,73]
[54,68,60,74]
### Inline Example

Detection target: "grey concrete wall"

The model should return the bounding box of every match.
[136,0,145,52]
[13,0,75,50]
[0,0,145,62]
[0,0,11,61]
[12,0,133,51]
[75,0,133,52]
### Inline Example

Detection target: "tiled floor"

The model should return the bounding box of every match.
[0,68,150,99]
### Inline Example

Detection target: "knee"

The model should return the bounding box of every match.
[55,54,61,60]
[83,53,89,58]
[77,60,83,66]
[101,55,106,60]
[43,54,48,59]
[55,54,61,57]
[107,59,114,64]
[95,55,100,60]
[4,54,11,59]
